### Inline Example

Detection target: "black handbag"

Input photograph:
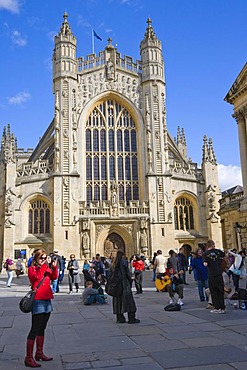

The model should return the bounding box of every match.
[164,303,181,311]
[19,277,45,313]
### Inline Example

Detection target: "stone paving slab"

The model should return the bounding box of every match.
[167,365,234,370]
[150,344,247,368]
[1,271,247,369]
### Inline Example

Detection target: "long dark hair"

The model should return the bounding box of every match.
[112,250,124,268]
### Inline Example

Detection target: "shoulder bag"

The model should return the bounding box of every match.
[19,276,45,313]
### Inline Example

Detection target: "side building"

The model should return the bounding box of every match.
[0,14,222,264]
[222,63,247,250]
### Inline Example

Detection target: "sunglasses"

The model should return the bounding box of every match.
[40,256,47,261]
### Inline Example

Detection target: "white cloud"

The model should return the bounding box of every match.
[8,91,31,105]
[218,164,242,192]
[0,0,21,14]
[11,29,27,46]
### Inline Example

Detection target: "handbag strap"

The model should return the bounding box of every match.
[33,276,46,292]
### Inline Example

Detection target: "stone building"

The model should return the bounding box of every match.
[221,64,247,250]
[0,14,222,263]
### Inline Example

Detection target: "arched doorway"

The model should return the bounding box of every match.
[104,233,125,258]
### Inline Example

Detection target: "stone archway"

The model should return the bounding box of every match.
[104,233,125,258]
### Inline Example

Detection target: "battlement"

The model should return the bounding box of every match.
[78,51,142,75]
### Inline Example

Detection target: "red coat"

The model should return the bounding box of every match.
[28,263,58,300]
[132,260,145,272]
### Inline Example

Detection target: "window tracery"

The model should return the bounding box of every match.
[28,199,51,234]
[86,100,139,205]
[174,196,194,230]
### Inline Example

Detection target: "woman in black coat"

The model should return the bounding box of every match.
[112,250,140,324]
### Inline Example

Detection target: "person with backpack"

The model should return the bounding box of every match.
[108,250,140,324]
[4,256,14,287]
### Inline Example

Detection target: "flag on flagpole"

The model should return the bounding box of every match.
[93,30,102,41]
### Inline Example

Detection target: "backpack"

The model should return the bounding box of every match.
[105,268,123,297]
[164,303,181,311]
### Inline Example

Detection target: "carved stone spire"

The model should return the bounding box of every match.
[177,126,181,144]
[143,18,157,41]
[202,135,209,163]
[208,138,217,164]
[202,135,217,164]
[59,12,73,36]
[181,128,186,145]
[1,124,17,164]
[177,126,187,160]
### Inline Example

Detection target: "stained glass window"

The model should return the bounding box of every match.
[174,197,195,230]
[28,199,51,235]
[85,100,139,204]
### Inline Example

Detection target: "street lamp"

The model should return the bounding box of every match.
[233,222,247,250]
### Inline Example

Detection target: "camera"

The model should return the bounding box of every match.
[49,254,57,263]
[48,254,57,268]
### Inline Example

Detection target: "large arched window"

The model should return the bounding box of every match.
[28,199,51,234]
[85,100,139,205]
[174,196,194,230]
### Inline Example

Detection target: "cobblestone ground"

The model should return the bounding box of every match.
[1,270,247,369]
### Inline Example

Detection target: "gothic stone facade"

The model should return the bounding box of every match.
[0,15,222,263]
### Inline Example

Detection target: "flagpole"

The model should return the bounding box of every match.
[92,29,94,54]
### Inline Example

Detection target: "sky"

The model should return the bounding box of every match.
[0,0,245,191]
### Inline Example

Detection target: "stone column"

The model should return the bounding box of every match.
[235,111,247,198]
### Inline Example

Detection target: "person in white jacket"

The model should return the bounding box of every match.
[228,250,246,292]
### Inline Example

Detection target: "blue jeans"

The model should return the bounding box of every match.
[152,268,156,281]
[197,279,209,301]
[6,270,13,287]
[52,279,59,293]
[85,294,106,305]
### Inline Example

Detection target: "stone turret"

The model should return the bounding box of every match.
[52,12,77,83]
[140,18,164,83]
[140,18,167,225]
[202,135,222,247]
[1,124,17,164]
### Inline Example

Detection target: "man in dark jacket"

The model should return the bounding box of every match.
[177,247,189,284]
[203,240,225,313]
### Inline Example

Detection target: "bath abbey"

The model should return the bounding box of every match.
[0,14,222,263]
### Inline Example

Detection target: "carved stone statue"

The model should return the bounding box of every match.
[106,58,114,80]
[111,181,118,206]
[82,231,90,250]
[140,229,148,248]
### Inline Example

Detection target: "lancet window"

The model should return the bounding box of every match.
[28,199,51,234]
[85,100,139,205]
[174,196,194,230]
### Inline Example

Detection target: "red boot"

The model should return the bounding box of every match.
[24,339,41,367]
[35,336,53,361]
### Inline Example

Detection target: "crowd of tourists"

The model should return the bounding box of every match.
[1,241,247,367]
[152,241,247,313]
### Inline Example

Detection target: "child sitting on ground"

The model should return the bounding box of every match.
[82,281,106,305]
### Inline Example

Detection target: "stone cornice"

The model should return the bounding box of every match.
[225,63,247,104]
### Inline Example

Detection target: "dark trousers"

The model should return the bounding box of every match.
[209,275,225,310]
[134,271,143,293]
[232,273,240,292]
[28,313,51,340]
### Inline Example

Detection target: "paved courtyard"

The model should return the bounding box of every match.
[1,269,247,370]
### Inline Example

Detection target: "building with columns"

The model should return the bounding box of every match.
[0,14,222,263]
[221,64,247,250]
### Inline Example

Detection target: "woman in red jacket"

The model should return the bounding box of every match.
[25,249,58,368]
[132,255,145,294]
